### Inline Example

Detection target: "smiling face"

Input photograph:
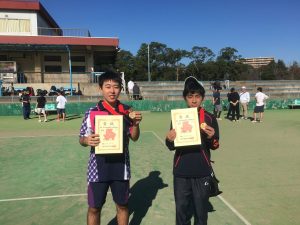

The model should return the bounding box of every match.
[185,92,204,108]
[100,79,121,105]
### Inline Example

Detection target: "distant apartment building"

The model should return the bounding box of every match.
[0,0,119,84]
[239,57,274,69]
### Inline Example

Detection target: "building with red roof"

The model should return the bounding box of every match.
[0,0,119,85]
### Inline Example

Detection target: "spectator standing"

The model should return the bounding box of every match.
[127,79,134,99]
[132,82,141,100]
[252,87,269,123]
[8,82,15,96]
[226,90,232,119]
[36,91,47,122]
[79,71,142,225]
[56,91,67,122]
[224,79,230,89]
[20,90,31,120]
[227,88,240,121]
[239,86,250,119]
[212,87,222,120]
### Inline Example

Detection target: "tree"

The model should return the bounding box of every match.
[189,46,215,63]
[260,61,276,80]
[275,59,288,79]
[135,43,149,81]
[216,47,242,80]
[289,61,300,80]
[114,41,299,81]
[217,47,241,62]
[115,50,135,79]
[186,46,215,80]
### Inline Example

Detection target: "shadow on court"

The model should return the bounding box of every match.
[207,201,216,212]
[65,114,82,121]
[108,171,168,225]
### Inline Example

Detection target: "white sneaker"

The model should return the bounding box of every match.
[44,119,48,122]
[38,119,42,122]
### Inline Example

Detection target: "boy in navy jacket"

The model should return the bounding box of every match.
[165,76,220,225]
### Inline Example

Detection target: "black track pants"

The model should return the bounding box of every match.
[174,176,210,225]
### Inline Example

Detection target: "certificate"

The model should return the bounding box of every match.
[171,107,201,147]
[95,115,123,154]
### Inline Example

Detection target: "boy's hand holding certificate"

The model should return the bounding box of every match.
[171,108,201,147]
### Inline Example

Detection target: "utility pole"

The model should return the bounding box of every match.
[147,44,151,82]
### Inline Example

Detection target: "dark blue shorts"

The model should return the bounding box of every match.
[57,108,65,114]
[254,105,264,113]
[87,181,129,208]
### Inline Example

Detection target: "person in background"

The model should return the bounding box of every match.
[239,86,250,119]
[132,82,141,100]
[252,87,269,123]
[56,90,67,122]
[36,91,47,122]
[227,87,240,122]
[8,82,15,96]
[127,79,134,100]
[212,87,222,120]
[20,89,31,120]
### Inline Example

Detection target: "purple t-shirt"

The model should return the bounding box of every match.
[79,101,132,182]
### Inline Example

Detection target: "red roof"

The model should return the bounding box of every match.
[0,0,40,10]
[0,35,119,47]
[0,0,59,28]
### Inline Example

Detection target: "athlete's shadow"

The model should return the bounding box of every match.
[108,171,168,225]
[207,200,216,212]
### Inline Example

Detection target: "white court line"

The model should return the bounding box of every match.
[0,192,113,203]
[144,130,252,225]
[0,193,86,202]
[0,134,78,139]
[217,195,252,225]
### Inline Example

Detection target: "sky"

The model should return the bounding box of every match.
[41,0,300,65]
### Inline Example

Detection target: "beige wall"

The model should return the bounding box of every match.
[0,11,38,36]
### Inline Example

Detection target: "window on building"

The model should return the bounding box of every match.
[0,18,30,33]
[0,55,7,61]
[45,65,62,73]
[44,56,61,62]
[71,66,86,73]
[71,56,85,62]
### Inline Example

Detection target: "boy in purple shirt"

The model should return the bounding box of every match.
[79,71,142,225]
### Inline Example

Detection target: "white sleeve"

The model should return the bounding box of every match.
[264,94,269,100]
[247,92,250,102]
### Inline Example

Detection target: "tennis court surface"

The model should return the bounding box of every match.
[1,110,299,225]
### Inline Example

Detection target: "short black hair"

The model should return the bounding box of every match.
[183,77,205,99]
[257,87,262,92]
[98,70,123,89]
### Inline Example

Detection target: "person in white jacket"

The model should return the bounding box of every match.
[239,86,250,119]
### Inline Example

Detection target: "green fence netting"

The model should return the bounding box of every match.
[0,99,298,116]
